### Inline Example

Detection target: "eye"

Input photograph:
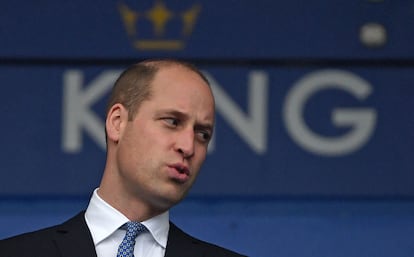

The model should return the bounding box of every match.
[163,117,179,127]
[196,130,211,143]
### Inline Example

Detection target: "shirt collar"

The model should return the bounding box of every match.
[85,188,169,248]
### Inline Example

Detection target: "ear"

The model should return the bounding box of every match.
[106,103,129,143]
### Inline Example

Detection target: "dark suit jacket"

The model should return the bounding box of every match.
[0,211,246,257]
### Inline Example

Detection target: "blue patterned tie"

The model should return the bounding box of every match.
[116,221,147,257]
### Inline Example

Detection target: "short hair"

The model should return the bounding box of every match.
[106,59,210,120]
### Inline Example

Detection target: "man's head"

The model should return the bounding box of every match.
[99,59,215,221]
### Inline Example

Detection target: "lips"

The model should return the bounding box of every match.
[167,163,190,183]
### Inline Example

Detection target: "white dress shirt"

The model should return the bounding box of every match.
[85,188,169,257]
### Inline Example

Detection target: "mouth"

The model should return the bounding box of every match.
[167,163,190,183]
[171,163,190,175]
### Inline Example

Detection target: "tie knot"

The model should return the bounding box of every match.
[117,221,147,257]
[125,221,147,238]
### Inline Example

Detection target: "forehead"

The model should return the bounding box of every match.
[146,65,215,119]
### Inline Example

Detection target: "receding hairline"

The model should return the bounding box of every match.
[106,59,211,118]
[139,59,210,85]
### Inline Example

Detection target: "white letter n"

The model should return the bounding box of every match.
[204,71,268,154]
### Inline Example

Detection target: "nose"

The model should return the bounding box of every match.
[175,129,195,158]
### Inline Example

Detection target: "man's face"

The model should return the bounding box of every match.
[115,65,214,212]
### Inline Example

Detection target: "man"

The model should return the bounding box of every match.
[0,59,246,257]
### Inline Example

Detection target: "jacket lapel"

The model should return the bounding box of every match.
[165,222,204,257]
[52,211,97,257]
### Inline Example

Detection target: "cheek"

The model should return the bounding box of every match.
[122,123,156,154]
[193,147,208,169]
[117,128,149,172]
[120,128,166,171]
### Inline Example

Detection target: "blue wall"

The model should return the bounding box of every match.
[1,1,414,256]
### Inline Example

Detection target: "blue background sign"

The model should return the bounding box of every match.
[1,1,414,58]
[1,66,413,197]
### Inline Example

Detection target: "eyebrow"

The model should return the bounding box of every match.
[195,123,214,133]
[157,109,214,131]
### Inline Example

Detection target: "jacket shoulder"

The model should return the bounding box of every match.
[0,222,63,256]
[0,211,95,257]
[166,222,247,257]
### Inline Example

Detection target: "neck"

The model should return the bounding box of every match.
[98,167,166,221]
[98,186,165,221]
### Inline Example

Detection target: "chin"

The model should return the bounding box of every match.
[152,182,191,207]
[152,191,186,210]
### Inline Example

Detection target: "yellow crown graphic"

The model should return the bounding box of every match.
[118,0,201,50]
